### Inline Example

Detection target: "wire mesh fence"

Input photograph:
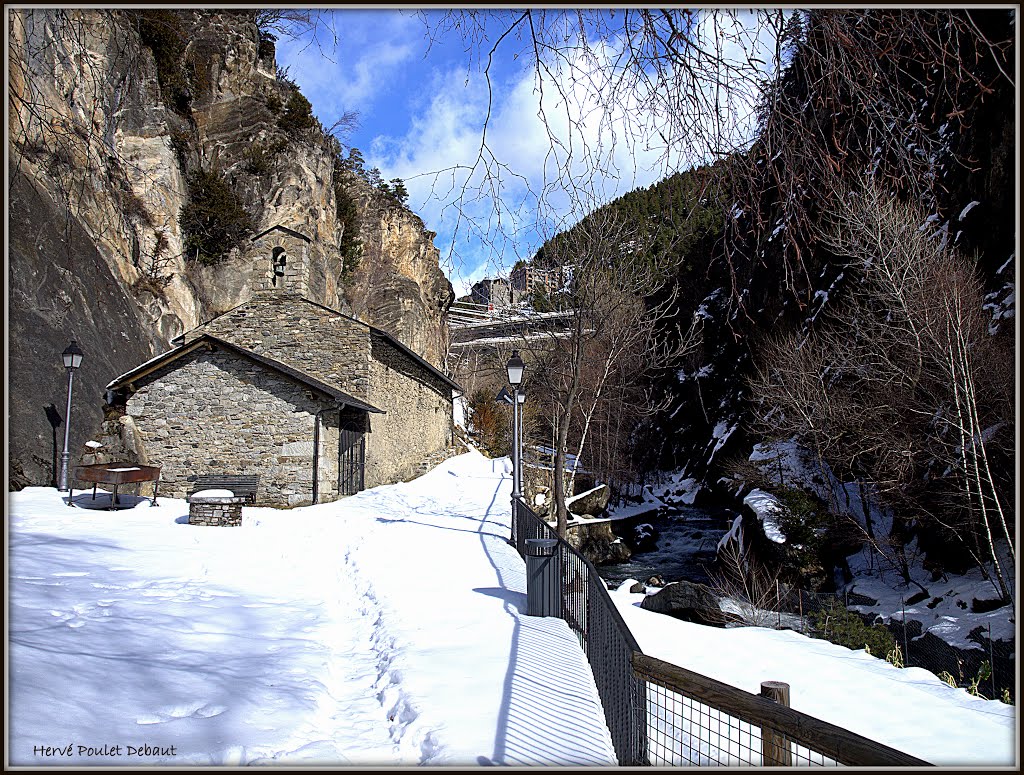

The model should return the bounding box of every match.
[633,653,925,766]
[510,498,930,767]
[640,668,835,766]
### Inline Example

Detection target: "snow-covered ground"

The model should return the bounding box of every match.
[749,441,1016,650]
[611,584,1017,767]
[7,451,1018,767]
[8,452,615,767]
[844,541,1016,652]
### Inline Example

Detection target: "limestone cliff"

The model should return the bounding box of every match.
[342,181,453,367]
[7,8,453,488]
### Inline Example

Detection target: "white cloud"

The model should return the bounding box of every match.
[450,258,494,299]
[282,10,784,287]
[275,11,421,118]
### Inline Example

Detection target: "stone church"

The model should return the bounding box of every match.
[103,225,460,507]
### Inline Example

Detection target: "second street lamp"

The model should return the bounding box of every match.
[506,351,525,501]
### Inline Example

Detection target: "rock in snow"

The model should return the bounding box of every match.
[742,488,788,544]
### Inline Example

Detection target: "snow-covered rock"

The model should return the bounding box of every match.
[565,483,610,516]
[742,489,787,544]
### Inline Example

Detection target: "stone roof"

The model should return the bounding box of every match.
[107,334,384,413]
[250,224,312,243]
[171,295,462,394]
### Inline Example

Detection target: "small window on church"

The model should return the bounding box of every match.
[272,247,287,285]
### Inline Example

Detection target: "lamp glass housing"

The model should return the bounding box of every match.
[62,341,84,370]
[506,351,525,386]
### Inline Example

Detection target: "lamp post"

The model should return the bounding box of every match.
[59,340,84,494]
[516,389,526,497]
[506,350,525,501]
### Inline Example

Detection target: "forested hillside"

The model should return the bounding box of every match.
[522,8,1015,594]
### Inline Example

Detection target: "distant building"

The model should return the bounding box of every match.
[469,276,513,309]
[510,264,572,299]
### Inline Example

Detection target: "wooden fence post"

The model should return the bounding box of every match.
[760,681,792,766]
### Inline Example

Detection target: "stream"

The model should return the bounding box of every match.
[597,506,735,588]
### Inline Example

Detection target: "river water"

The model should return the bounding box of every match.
[596,507,735,589]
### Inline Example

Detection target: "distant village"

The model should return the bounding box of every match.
[467,264,573,310]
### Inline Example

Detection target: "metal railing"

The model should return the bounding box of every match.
[512,498,648,765]
[510,497,930,767]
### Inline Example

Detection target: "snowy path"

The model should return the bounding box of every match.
[9,452,617,766]
[327,463,617,765]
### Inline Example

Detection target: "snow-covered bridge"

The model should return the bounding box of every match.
[448,301,575,350]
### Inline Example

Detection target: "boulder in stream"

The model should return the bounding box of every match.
[640,580,728,626]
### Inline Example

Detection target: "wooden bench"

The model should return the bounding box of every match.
[189,474,259,504]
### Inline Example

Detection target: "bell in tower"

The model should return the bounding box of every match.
[249,225,312,296]
[272,247,287,286]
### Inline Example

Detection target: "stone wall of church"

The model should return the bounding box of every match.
[186,294,372,401]
[365,335,453,487]
[124,346,340,507]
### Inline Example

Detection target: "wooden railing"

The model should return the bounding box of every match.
[633,653,930,766]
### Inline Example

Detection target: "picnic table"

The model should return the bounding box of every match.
[71,463,162,509]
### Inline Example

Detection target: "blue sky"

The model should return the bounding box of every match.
[275,10,779,296]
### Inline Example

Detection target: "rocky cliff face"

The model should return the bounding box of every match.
[344,195,453,365]
[8,9,453,488]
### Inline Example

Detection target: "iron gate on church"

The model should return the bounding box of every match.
[338,425,365,495]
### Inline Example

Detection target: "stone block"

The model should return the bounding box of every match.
[280,440,314,457]
[188,494,244,526]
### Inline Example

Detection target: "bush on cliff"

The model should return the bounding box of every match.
[180,168,254,265]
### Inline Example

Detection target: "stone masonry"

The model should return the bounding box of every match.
[184,294,371,401]
[189,495,244,526]
[250,226,312,297]
[366,334,453,487]
[123,346,342,507]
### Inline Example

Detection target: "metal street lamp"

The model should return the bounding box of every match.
[516,389,526,497]
[59,340,84,496]
[506,350,524,386]
[506,351,525,500]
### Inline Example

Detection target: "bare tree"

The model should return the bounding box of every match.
[412,10,1012,315]
[324,111,360,146]
[253,9,335,43]
[749,181,1014,600]
[724,8,1015,319]
[413,9,785,272]
[517,208,697,536]
[709,541,789,629]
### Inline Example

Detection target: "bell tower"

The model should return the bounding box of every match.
[249,225,313,296]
